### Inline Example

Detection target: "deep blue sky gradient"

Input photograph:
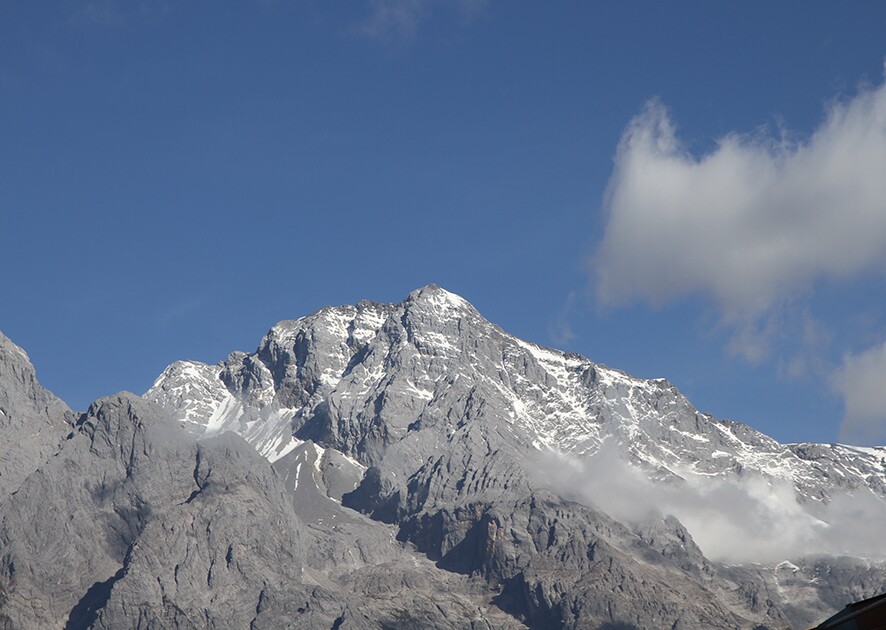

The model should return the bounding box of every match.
[2,1,885,443]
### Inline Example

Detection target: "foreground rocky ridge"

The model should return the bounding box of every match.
[1,286,885,628]
[0,332,74,496]
[0,390,516,629]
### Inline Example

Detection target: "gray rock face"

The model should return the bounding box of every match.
[0,392,518,629]
[88,429,347,630]
[397,493,783,630]
[271,441,525,630]
[0,393,334,629]
[0,394,193,628]
[0,332,73,495]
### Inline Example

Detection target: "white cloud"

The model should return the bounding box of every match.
[593,74,886,326]
[833,341,886,445]
[536,443,886,563]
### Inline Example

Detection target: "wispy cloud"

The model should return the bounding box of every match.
[358,0,429,41]
[776,311,833,381]
[356,0,488,42]
[70,0,170,27]
[157,297,205,328]
[549,290,578,347]
[833,340,886,445]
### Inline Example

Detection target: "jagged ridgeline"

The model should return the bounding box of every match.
[2,286,885,629]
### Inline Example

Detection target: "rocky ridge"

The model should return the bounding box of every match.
[0,332,73,496]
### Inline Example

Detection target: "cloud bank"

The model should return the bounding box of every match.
[593,78,886,322]
[833,341,886,445]
[538,443,886,564]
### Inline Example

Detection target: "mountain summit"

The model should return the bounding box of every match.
[1,286,885,628]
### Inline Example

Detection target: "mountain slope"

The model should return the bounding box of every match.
[0,388,516,629]
[145,285,886,628]
[0,333,524,629]
[0,332,73,495]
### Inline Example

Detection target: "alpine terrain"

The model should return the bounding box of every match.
[2,285,885,629]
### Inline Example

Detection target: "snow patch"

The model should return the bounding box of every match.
[293,462,302,491]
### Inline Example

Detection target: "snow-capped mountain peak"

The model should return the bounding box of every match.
[145,286,886,505]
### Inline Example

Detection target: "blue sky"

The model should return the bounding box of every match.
[2,1,885,445]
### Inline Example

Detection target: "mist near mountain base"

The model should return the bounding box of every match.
[534,441,886,564]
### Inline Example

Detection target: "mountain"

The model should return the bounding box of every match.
[2,285,885,628]
[0,332,74,496]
